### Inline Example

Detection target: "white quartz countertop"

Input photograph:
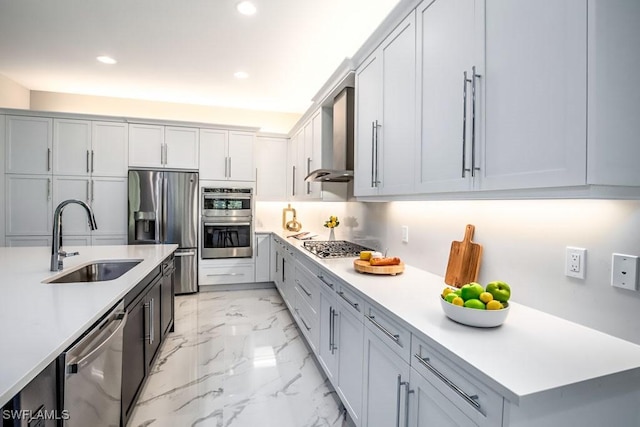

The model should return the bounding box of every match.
[0,244,177,407]
[270,230,640,405]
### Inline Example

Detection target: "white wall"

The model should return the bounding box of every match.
[0,74,30,109]
[29,91,300,134]
[256,199,640,345]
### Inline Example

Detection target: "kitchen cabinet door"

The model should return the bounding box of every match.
[53,176,92,235]
[255,137,288,200]
[479,0,587,190]
[160,257,175,337]
[128,123,164,168]
[199,129,228,180]
[255,233,271,282]
[587,0,640,186]
[165,126,199,170]
[272,237,284,290]
[5,115,53,175]
[416,0,478,193]
[144,279,162,368]
[91,121,128,177]
[121,297,146,425]
[336,300,365,424]
[53,119,92,176]
[5,174,52,235]
[409,367,477,427]
[91,177,128,236]
[354,11,416,196]
[378,11,417,195]
[354,52,382,197]
[228,131,255,181]
[318,286,338,384]
[288,130,303,198]
[362,326,411,427]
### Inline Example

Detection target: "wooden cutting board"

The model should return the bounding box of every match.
[444,224,483,287]
[354,260,405,276]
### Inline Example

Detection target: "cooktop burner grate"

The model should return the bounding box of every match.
[302,240,374,259]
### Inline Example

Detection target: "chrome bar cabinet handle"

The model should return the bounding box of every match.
[374,120,380,187]
[317,274,334,289]
[149,298,155,345]
[47,148,52,171]
[462,71,471,178]
[91,150,95,173]
[86,150,90,173]
[413,353,480,410]
[338,291,359,311]
[365,314,400,344]
[228,157,232,177]
[306,157,311,194]
[292,166,296,196]
[471,66,481,177]
[297,280,312,297]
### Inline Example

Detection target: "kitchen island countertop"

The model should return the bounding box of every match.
[0,244,177,407]
[270,230,640,408]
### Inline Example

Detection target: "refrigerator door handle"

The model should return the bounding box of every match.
[174,250,196,257]
[162,175,168,242]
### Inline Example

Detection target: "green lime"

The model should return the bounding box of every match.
[445,293,458,303]
[463,299,486,310]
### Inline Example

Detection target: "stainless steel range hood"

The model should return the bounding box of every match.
[305,87,354,182]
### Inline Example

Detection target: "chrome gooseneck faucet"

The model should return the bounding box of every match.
[51,199,98,271]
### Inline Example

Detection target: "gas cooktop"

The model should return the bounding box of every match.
[302,240,374,259]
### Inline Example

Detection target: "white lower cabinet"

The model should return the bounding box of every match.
[199,259,255,286]
[317,283,338,384]
[255,233,271,282]
[335,293,364,424]
[6,235,52,247]
[410,335,503,427]
[409,366,477,427]
[362,325,412,427]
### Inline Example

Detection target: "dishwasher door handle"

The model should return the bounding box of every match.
[67,312,128,373]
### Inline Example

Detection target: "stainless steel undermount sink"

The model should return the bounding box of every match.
[45,259,143,284]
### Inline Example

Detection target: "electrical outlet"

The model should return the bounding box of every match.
[401,226,409,243]
[611,253,639,290]
[565,247,586,279]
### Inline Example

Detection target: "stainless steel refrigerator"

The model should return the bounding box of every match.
[128,170,199,294]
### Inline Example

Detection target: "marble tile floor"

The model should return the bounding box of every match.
[128,288,350,427]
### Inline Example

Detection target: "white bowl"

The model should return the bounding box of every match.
[440,296,510,328]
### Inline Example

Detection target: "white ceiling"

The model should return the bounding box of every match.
[0,0,400,114]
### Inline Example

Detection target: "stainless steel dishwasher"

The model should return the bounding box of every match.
[61,301,127,427]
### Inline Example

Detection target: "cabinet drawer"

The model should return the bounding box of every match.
[199,264,255,285]
[364,302,411,363]
[294,265,319,314]
[336,281,364,318]
[294,289,319,352]
[411,334,503,426]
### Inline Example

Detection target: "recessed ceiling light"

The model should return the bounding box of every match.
[96,56,117,65]
[236,1,257,15]
[234,71,249,79]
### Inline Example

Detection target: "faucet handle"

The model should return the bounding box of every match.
[59,251,79,258]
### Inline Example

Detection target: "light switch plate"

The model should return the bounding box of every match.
[611,253,639,290]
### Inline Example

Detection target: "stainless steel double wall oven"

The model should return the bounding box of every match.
[201,187,253,259]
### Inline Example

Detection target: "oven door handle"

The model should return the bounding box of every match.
[204,222,251,227]
[202,195,252,200]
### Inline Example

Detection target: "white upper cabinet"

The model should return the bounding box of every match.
[129,123,198,170]
[128,124,164,168]
[227,131,255,181]
[91,121,128,177]
[53,119,128,177]
[416,0,478,193]
[165,126,199,170]
[255,136,288,201]
[5,116,53,175]
[355,11,417,197]
[417,0,587,193]
[53,119,92,176]
[199,129,228,180]
[479,0,587,190]
[199,129,254,181]
[587,0,640,186]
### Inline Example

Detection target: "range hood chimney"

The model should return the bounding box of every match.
[305,87,354,183]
